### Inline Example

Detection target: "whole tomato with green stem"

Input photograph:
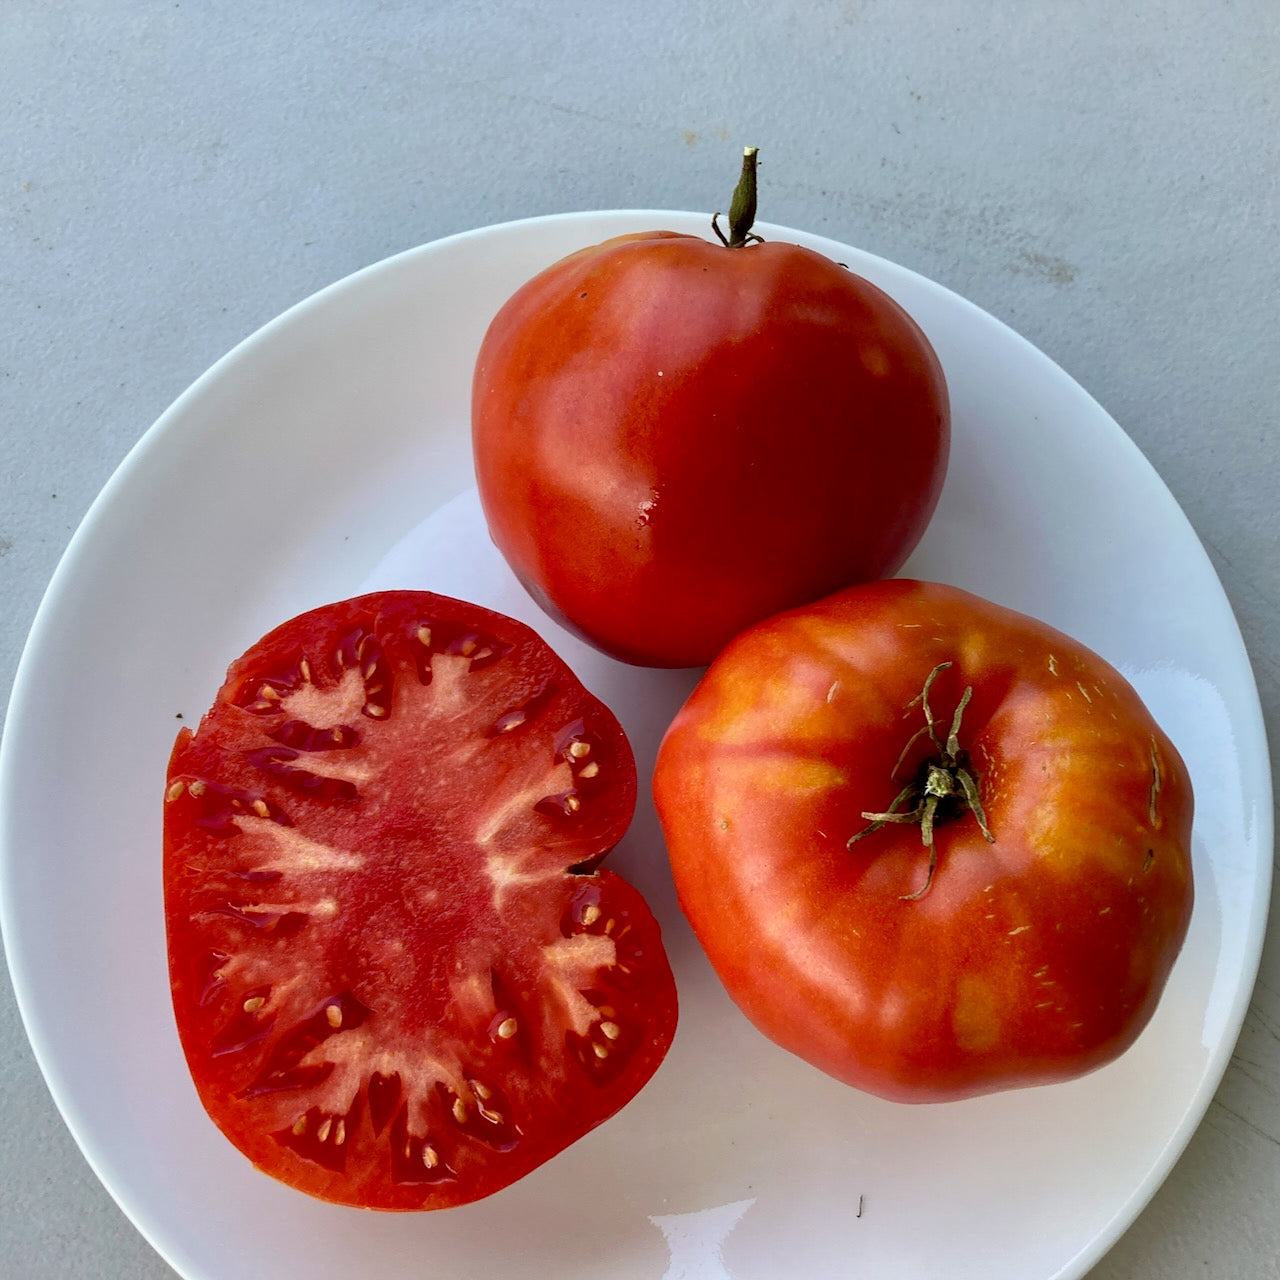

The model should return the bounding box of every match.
[471,148,950,668]
[653,579,1195,1102]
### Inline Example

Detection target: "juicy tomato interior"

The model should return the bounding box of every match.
[165,591,676,1209]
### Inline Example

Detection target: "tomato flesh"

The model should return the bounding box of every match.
[472,231,949,667]
[654,579,1194,1102]
[165,592,676,1208]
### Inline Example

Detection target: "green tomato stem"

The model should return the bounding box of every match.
[712,146,763,248]
[727,146,760,246]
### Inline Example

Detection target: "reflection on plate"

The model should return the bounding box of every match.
[0,212,1271,1280]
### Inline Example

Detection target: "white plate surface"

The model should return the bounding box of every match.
[1,212,1272,1280]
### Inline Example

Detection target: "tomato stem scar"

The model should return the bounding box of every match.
[847,662,995,898]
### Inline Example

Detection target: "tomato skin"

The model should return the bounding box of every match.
[653,579,1194,1102]
[165,592,677,1208]
[472,231,949,668]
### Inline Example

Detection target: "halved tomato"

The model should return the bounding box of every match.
[164,591,676,1209]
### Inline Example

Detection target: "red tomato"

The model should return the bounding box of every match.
[471,157,948,668]
[165,591,676,1209]
[653,579,1194,1102]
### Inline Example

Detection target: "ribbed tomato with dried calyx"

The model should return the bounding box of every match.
[471,147,950,668]
[654,579,1195,1103]
[164,591,676,1210]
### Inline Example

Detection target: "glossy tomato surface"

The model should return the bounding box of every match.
[653,579,1194,1102]
[164,591,676,1209]
[471,230,949,668]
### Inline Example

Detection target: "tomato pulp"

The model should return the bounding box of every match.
[165,592,677,1208]
[654,579,1194,1102]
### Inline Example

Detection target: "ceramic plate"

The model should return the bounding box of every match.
[1,213,1271,1280]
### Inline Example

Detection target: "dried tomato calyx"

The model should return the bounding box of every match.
[847,661,995,900]
[711,146,765,249]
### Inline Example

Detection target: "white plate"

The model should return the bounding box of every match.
[1,213,1271,1280]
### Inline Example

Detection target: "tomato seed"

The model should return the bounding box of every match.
[592,1043,609,1059]
[568,741,591,759]
[578,762,600,779]
[317,1117,332,1142]
[581,904,602,926]
[416,625,433,647]
[452,1098,468,1124]
[166,780,186,802]
[422,1144,439,1169]
[326,1004,343,1028]
[600,1021,620,1040]
[243,996,266,1012]
[496,1017,518,1039]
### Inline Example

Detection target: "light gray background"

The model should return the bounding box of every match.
[1,3,1276,1277]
